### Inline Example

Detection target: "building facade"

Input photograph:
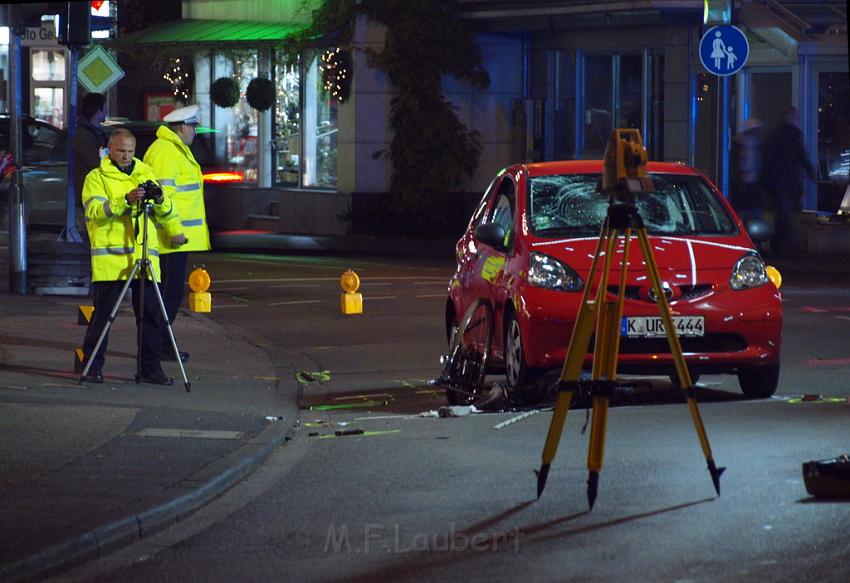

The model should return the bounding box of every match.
[2,0,847,236]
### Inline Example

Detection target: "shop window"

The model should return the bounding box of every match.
[274,56,301,187]
[816,71,849,212]
[553,50,576,160]
[31,49,65,128]
[212,51,259,183]
[617,54,643,130]
[583,54,613,157]
[303,49,338,189]
[647,53,665,161]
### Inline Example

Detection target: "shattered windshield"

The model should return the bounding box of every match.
[527,173,738,238]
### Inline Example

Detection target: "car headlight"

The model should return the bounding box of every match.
[730,254,769,290]
[528,252,583,291]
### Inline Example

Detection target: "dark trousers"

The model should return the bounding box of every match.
[83,279,164,373]
[770,184,800,255]
[159,252,189,349]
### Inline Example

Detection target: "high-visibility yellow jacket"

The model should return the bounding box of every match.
[82,156,175,282]
[143,125,211,254]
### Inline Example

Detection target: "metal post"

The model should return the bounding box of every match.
[720,74,730,198]
[60,46,83,242]
[7,6,28,295]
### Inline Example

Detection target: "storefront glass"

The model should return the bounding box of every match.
[617,53,643,130]
[303,49,338,189]
[31,49,66,128]
[212,51,259,182]
[583,54,613,157]
[553,50,576,160]
[274,57,301,186]
[816,71,849,212]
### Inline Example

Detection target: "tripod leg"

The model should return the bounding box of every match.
[585,228,629,509]
[536,219,612,499]
[635,227,725,495]
[146,262,191,392]
[79,264,140,384]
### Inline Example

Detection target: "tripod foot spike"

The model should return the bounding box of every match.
[707,460,725,495]
[184,382,191,393]
[535,464,551,499]
[78,376,85,385]
[587,471,599,510]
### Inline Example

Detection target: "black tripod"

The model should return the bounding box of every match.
[79,200,191,392]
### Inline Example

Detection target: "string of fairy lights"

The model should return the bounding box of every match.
[320,48,350,102]
[163,57,191,101]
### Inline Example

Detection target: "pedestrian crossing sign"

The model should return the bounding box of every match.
[699,25,749,76]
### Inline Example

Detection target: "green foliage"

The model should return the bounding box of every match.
[246,77,276,111]
[210,77,241,108]
[292,0,490,233]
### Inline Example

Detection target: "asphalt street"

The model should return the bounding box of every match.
[1,231,850,582]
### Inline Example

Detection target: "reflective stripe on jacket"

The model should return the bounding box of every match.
[82,156,174,282]
[143,125,210,254]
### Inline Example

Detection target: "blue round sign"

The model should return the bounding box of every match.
[699,25,749,76]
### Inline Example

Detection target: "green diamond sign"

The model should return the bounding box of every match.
[78,45,124,94]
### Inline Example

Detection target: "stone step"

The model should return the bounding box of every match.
[246,214,279,231]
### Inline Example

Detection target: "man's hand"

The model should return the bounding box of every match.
[125,186,146,204]
[171,234,188,246]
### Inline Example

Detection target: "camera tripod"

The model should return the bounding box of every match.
[535,194,723,509]
[79,199,191,392]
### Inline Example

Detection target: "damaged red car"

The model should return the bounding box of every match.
[444,160,782,403]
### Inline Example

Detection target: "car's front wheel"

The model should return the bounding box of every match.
[738,364,780,398]
[504,312,543,395]
[443,300,494,405]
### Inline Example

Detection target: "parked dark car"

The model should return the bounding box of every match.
[0,114,68,228]
[0,116,213,229]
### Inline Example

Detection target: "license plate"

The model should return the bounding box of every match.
[621,316,705,337]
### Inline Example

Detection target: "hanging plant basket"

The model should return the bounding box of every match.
[210,77,240,108]
[246,77,275,111]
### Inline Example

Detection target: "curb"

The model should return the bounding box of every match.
[0,421,289,583]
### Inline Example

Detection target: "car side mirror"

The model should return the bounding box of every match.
[746,219,773,243]
[474,222,507,249]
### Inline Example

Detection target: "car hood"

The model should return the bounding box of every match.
[530,235,755,281]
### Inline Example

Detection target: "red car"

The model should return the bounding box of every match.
[444,160,782,403]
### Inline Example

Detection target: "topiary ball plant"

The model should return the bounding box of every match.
[210,77,240,108]
[246,77,275,111]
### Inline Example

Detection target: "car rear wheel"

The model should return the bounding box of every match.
[738,364,779,398]
[442,300,494,406]
[504,312,543,395]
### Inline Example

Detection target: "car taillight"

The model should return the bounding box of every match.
[203,171,244,183]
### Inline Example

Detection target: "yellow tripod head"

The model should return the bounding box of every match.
[601,128,655,195]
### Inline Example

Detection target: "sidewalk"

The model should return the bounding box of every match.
[0,288,300,582]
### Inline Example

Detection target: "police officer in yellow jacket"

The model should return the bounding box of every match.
[143,104,210,363]
[80,129,182,385]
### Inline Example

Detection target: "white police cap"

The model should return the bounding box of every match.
[163,104,199,124]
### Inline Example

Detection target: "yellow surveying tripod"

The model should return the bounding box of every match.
[535,129,724,509]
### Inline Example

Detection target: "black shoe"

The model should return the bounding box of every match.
[83,371,103,384]
[139,369,174,385]
[162,350,189,362]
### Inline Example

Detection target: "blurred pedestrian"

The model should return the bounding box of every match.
[143,105,209,363]
[72,92,108,240]
[730,118,765,225]
[80,129,178,385]
[761,105,817,256]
